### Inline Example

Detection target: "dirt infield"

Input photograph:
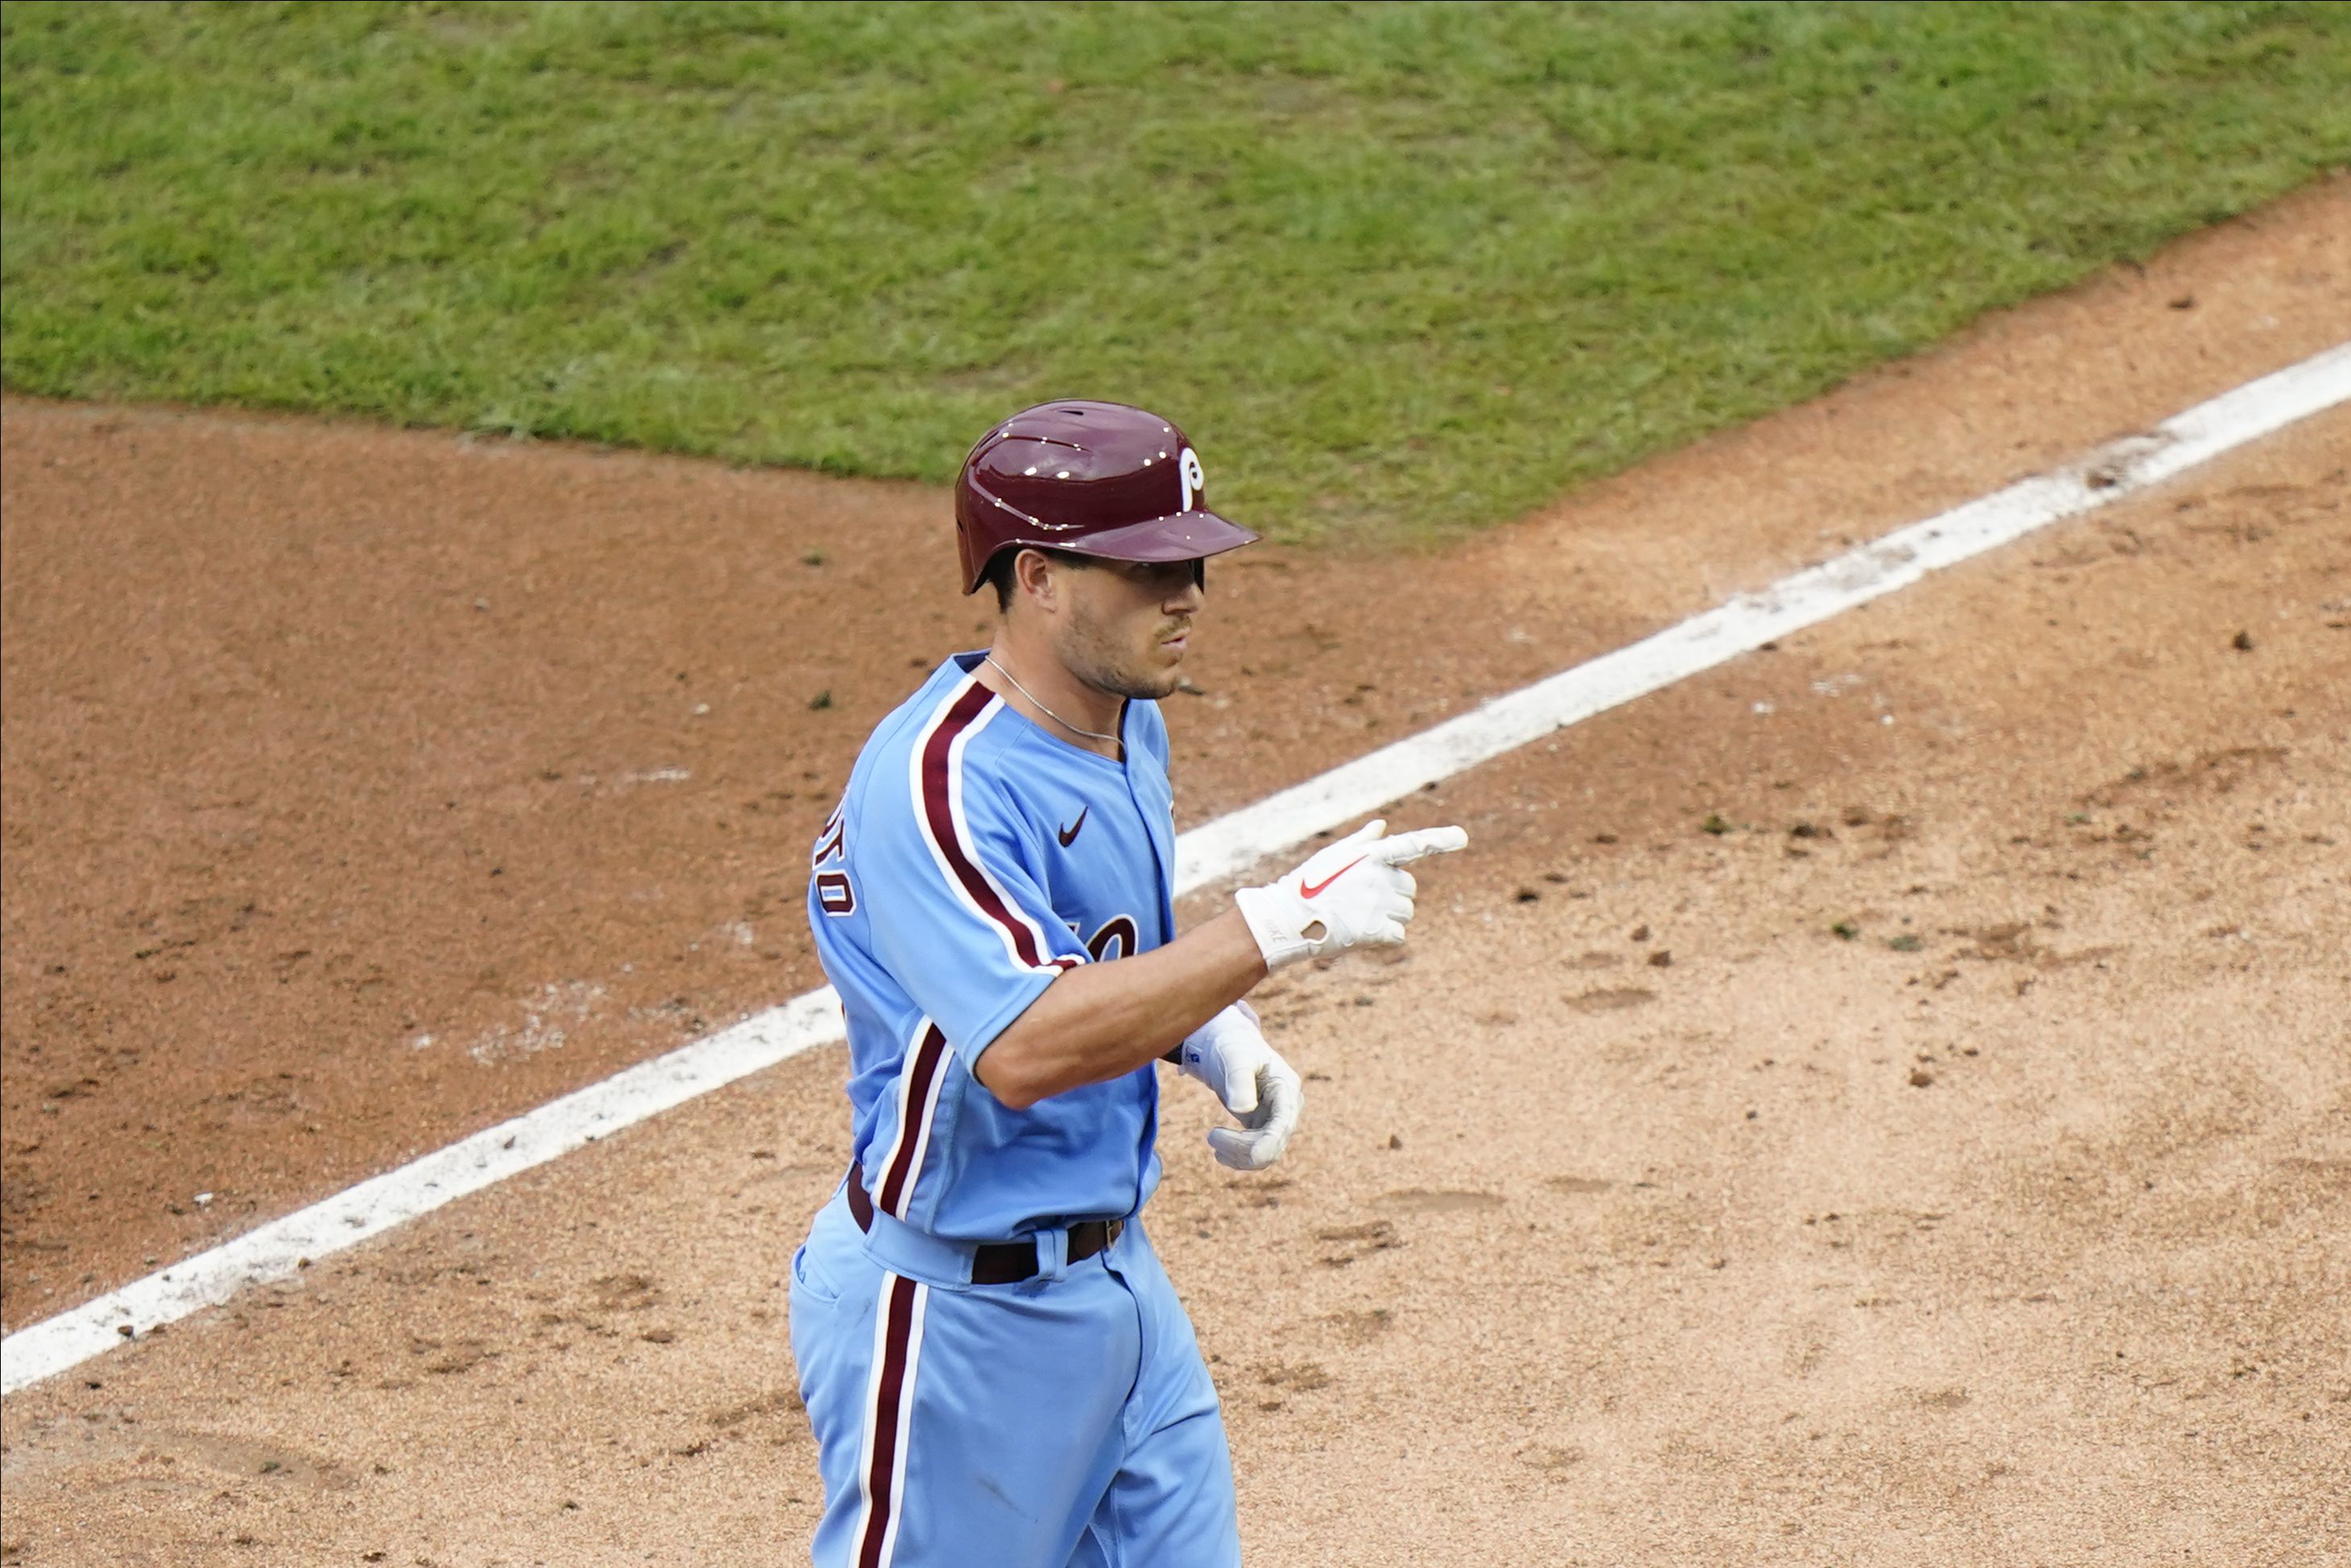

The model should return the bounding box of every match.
[2,179,2346,1563]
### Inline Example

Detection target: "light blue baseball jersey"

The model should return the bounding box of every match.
[807,651,1177,1242]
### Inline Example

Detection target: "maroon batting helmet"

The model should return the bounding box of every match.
[954,400,1260,594]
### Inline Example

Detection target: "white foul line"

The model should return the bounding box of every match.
[5,342,2346,1399]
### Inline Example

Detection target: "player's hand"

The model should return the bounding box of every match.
[1232,818,1469,972]
[1175,1002,1302,1171]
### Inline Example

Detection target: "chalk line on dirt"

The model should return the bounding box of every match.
[5,341,2345,1399]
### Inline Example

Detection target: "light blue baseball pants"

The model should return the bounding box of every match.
[788,1187,1240,1567]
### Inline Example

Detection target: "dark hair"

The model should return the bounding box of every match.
[981,546,1086,613]
[980,548,1022,613]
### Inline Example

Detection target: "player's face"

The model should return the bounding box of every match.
[1055,558,1205,702]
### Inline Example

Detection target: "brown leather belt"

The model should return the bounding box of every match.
[844,1162,1123,1285]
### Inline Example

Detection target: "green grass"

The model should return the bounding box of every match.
[4,2,2346,544]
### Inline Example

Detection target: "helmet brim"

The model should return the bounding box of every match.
[1037,510,1260,567]
[967,509,1260,592]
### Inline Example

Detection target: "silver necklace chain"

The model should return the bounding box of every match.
[983,655,1121,744]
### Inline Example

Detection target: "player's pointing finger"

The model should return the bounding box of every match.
[1371,824,1469,864]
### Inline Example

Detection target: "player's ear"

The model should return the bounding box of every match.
[1013,547,1059,613]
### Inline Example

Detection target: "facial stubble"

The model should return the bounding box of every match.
[1059,593,1188,704]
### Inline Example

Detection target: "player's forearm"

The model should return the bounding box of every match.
[973,909,1267,1110]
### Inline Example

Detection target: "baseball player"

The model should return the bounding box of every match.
[790,399,1466,1566]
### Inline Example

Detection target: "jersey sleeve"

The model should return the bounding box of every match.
[851,725,1086,1071]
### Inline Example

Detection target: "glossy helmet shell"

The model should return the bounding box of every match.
[953,400,1260,593]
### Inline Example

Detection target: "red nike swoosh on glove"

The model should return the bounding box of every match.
[1298,857,1364,899]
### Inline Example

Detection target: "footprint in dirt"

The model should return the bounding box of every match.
[1256,1361,1332,1393]
[587,1273,662,1310]
[705,1387,805,1432]
[1564,987,1656,1013]
[1545,1176,1613,1196]
[2,1415,355,1492]
[410,1336,498,1376]
[1318,1308,1395,1344]
[1520,1442,1585,1478]
[1374,1189,1505,1215]
[1314,1220,1401,1267]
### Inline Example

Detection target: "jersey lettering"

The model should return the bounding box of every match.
[815,872,856,916]
[1086,914,1140,963]
[812,799,856,918]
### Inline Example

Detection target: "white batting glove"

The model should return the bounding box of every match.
[1176,1002,1302,1171]
[1232,818,1469,972]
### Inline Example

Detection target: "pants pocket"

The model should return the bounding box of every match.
[790,1239,846,1308]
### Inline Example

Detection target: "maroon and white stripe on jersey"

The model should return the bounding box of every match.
[876,1021,948,1220]
[908,679,1079,976]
